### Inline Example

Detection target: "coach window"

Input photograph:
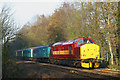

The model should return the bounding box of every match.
[25,50,27,53]
[35,50,36,53]
[34,50,36,53]
[28,51,30,53]
[37,49,39,53]
[33,50,35,53]
[69,46,72,54]
[36,50,38,53]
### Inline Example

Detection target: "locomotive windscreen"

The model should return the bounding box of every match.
[83,39,94,44]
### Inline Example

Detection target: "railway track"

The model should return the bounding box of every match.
[90,68,120,76]
[45,63,120,79]
[16,60,120,79]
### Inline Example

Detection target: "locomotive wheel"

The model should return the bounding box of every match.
[92,63,95,69]
[75,63,80,68]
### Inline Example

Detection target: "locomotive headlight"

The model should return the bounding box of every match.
[97,55,99,58]
[84,50,85,52]
[96,56,98,59]
[83,54,86,56]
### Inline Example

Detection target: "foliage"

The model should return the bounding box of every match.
[47,3,72,43]
[2,58,23,78]
[6,2,119,70]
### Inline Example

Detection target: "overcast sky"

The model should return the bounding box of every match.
[0,0,116,29]
[0,0,72,28]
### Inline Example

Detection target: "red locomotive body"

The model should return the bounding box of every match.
[50,37,95,59]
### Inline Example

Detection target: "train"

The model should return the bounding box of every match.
[16,37,101,68]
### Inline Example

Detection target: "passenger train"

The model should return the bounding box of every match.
[16,37,101,68]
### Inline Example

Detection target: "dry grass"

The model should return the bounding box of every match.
[3,59,84,78]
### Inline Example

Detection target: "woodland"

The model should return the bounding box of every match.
[0,2,120,77]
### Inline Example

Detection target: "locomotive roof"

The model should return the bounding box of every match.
[52,37,94,46]
[52,38,80,46]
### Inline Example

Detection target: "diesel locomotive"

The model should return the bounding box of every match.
[16,37,101,68]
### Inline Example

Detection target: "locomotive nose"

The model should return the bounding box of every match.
[80,44,100,59]
[80,44,100,68]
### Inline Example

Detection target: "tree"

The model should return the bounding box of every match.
[0,5,18,56]
[118,2,120,67]
[13,14,49,50]
[103,3,118,65]
[47,3,72,43]
[0,5,19,78]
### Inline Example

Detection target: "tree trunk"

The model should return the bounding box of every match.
[107,51,109,62]
[107,14,114,65]
[118,2,120,67]
[108,38,114,65]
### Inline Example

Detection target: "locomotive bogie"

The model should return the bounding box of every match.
[81,62,100,68]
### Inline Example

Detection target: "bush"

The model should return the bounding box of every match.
[2,57,22,78]
[108,64,120,70]
[100,60,109,68]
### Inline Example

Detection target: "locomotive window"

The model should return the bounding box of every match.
[59,48,61,54]
[69,46,72,54]
[59,48,61,51]
[62,47,65,49]
[84,39,88,43]
[75,42,76,47]
[78,40,83,45]
[89,40,94,43]
[84,39,94,44]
